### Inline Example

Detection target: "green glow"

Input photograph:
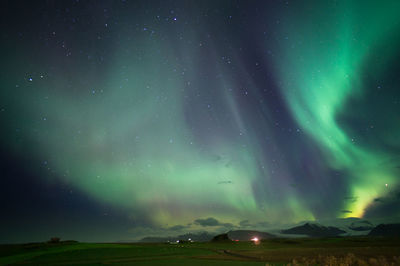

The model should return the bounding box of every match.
[275,1,400,217]
[2,1,399,235]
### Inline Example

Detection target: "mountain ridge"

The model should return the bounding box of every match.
[281,222,346,237]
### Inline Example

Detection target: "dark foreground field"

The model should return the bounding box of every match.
[1,237,400,265]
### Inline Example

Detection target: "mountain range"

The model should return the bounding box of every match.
[368,224,400,237]
[281,223,346,237]
[139,222,400,242]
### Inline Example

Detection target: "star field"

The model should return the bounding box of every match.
[1,0,400,242]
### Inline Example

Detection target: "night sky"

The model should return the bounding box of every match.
[1,0,400,243]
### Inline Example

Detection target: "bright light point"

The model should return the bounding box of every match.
[385,183,388,187]
[251,237,259,242]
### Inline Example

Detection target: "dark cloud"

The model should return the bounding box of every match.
[168,225,187,231]
[194,217,220,226]
[218,181,233,184]
[341,210,352,213]
[344,196,358,203]
[194,217,233,228]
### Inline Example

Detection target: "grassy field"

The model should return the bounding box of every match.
[1,237,400,265]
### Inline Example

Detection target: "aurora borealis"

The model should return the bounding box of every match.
[1,0,400,242]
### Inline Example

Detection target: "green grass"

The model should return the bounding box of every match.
[1,237,399,265]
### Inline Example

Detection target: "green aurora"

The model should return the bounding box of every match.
[274,1,400,218]
[1,0,400,241]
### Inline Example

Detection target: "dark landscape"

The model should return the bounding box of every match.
[1,235,400,265]
[2,223,400,265]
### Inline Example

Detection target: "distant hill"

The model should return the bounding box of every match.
[368,224,400,237]
[348,220,374,231]
[227,230,275,241]
[281,223,346,237]
[211,233,230,242]
[140,232,214,243]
